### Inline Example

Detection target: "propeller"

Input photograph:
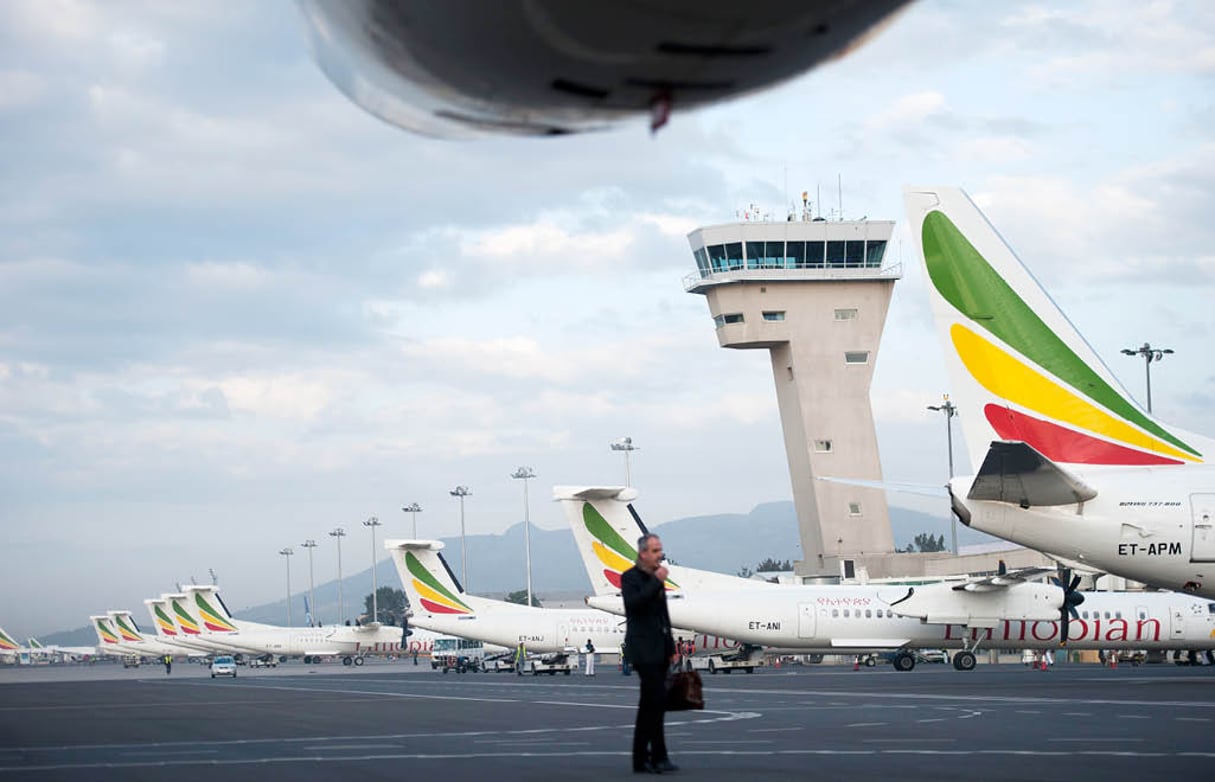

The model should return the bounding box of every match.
[1052,567,1085,644]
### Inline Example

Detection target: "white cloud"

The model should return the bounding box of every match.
[0,70,45,111]
[185,261,268,291]
[868,90,947,130]
[958,136,1031,162]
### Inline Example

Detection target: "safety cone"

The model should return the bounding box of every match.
[853,657,860,671]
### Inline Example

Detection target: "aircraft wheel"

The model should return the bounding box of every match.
[892,652,916,672]
[953,651,977,671]
[864,656,876,667]
[211,673,215,678]
[342,656,353,666]
[279,656,288,664]
[354,656,364,667]
[746,667,754,673]
[708,660,716,674]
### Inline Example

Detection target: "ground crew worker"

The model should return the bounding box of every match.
[584,639,596,676]
[163,654,172,675]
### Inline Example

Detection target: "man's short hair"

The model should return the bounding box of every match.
[637,533,660,553]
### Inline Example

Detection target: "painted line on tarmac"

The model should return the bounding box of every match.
[7,747,1215,772]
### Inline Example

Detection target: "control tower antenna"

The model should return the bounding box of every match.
[837,174,843,221]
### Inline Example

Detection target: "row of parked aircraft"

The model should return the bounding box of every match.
[78,586,441,666]
[387,186,1215,672]
[13,187,1213,672]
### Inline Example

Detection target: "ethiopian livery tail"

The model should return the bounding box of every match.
[555,485,774,595]
[904,186,1215,598]
[903,186,1210,471]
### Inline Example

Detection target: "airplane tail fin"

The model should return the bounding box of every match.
[164,593,204,636]
[145,599,180,638]
[553,485,770,593]
[0,626,19,652]
[91,615,123,647]
[903,186,1206,469]
[27,638,44,649]
[107,611,146,643]
[385,540,485,616]
[183,586,240,634]
[555,486,649,594]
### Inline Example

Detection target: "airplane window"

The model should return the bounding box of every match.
[1115,611,1122,619]
[876,610,883,618]
[1104,612,1111,619]
[1209,604,1215,614]
[1140,612,1147,619]
[865,609,872,618]
[843,609,850,618]
[832,609,838,618]
[1082,611,1088,619]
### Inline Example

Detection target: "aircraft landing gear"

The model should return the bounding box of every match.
[342,656,354,666]
[952,650,977,671]
[892,652,916,672]
[354,656,364,666]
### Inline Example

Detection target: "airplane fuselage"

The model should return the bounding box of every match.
[588,587,1215,653]
[957,465,1215,599]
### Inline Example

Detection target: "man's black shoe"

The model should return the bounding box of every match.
[633,762,661,774]
[654,759,679,773]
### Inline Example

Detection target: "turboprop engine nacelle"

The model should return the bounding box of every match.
[883,582,1063,629]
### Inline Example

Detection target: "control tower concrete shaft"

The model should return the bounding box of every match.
[686,216,901,580]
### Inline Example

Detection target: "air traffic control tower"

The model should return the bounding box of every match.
[685,206,900,581]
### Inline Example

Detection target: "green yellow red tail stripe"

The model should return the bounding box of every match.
[193,593,238,633]
[405,551,472,614]
[922,208,1202,465]
[582,502,678,590]
[0,627,18,651]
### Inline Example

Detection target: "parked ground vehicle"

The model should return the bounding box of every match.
[481,652,517,673]
[529,652,574,676]
[210,656,237,678]
[248,656,277,668]
[431,637,486,670]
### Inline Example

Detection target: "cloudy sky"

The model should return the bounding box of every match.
[3,1,1214,637]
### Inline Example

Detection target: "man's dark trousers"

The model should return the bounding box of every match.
[633,662,667,767]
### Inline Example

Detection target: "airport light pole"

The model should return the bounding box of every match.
[1121,342,1173,413]
[610,436,639,487]
[278,547,294,626]
[363,516,382,623]
[401,502,422,538]
[511,467,536,607]
[927,395,958,555]
[329,527,346,624]
[300,539,317,626]
[450,486,472,589]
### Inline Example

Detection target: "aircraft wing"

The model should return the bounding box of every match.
[949,567,1058,593]
[967,441,1097,507]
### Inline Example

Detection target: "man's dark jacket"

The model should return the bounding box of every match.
[622,564,675,665]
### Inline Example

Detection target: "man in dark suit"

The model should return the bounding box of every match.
[622,533,678,774]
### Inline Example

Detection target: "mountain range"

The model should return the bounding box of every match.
[43,502,999,646]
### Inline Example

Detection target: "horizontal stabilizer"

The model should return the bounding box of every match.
[968,441,1097,506]
[553,486,639,502]
[816,475,948,498]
